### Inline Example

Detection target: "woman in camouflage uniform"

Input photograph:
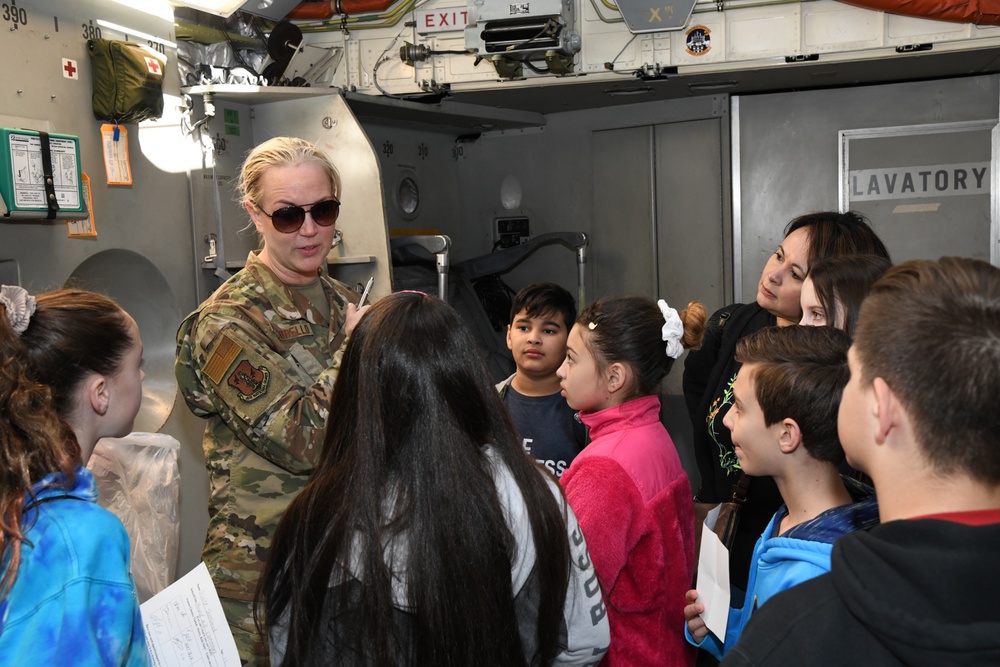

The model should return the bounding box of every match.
[175,137,368,665]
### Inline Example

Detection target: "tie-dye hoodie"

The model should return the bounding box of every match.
[0,466,149,665]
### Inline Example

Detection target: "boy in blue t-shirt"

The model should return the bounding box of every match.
[497,283,586,478]
[684,325,878,660]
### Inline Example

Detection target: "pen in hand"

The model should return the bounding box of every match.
[358,276,374,308]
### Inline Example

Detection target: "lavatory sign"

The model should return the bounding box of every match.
[849,162,989,201]
[839,119,996,265]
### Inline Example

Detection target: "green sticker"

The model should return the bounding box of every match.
[225,124,240,137]
[223,108,239,124]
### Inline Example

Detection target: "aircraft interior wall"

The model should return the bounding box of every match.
[3,0,999,585]
[0,0,213,582]
[736,73,999,298]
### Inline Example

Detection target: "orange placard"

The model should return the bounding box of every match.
[101,124,133,185]
[68,173,97,237]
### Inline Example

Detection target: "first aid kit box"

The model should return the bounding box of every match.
[0,128,86,221]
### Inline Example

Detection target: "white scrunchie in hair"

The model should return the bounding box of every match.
[658,299,684,359]
[0,285,36,335]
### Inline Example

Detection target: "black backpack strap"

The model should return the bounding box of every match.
[711,302,739,355]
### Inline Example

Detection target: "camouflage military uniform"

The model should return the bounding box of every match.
[175,251,359,665]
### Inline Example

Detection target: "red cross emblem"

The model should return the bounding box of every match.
[145,57,161,75]
[62,58,78,80]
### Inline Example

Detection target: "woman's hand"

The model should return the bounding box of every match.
[345,303,371,336]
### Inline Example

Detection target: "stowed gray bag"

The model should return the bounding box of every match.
[88,38,165,124]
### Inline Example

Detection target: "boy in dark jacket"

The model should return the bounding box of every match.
[497,283,586,478]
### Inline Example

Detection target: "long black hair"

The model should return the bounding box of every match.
[258,291,571,666]
[807,254,892,338]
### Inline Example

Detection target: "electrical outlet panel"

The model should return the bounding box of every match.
[496,216,530,248]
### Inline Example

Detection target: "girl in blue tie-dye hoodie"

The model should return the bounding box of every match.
[0,286,148,666]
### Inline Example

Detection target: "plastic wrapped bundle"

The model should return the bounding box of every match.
[87,432,181,603]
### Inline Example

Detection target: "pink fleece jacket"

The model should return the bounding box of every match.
[561,394,696,667]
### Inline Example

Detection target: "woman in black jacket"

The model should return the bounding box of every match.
[683,211,889,593]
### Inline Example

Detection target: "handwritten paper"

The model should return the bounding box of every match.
[140,562,241,667]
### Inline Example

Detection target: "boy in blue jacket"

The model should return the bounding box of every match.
[683,324,878,660]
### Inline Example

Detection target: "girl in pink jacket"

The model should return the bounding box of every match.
[558,296,705,667]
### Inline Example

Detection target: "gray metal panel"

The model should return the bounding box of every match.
[735,74,1000,300]
[356,119,464,246]
[184,94,260,300]
[653,117,727,407]
[995,123,1000,267]
[174,0,300,19]
[653,117,728,492]
[451,95,729,295]
[230,0,301,20]
[838,120,994,264]
[67,250,181,434]
[346,93,547,132]
[446,48,1000,116]
[218,93,394,298]
[654,117,726,314]
[731,96,742,300]
[0,0,209,580]
[592,126,655,297]
[615,0,697,33]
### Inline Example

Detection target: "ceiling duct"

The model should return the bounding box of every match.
[173,0,302,19]
[465,0,581,78]
[841,0,1000,25]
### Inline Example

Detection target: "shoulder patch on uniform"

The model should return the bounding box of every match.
[227,359,270,402]
[205,333,243,385]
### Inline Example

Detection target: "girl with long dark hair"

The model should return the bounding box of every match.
[258,291,609,666]
[799,254,892,337]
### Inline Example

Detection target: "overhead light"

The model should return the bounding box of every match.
[171,0,304,19]
[171,0,245,17]
[96,20,178,49]
[110,0,174,22]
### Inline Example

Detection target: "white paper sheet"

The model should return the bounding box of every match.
[140,562,242,667]
[696,504,732,641]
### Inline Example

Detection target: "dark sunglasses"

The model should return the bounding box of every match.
[257,198,340,233]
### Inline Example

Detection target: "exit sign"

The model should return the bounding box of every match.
[415,8,469,33]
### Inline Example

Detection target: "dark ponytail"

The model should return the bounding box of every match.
[578,296,707,399]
